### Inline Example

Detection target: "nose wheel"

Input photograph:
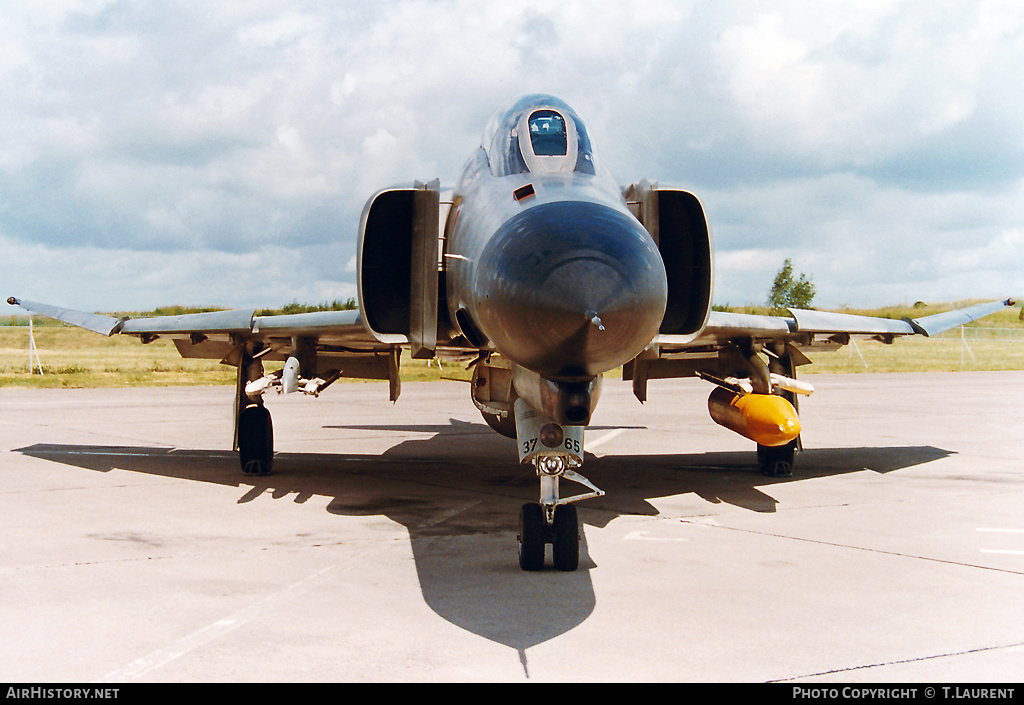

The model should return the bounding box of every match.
[512,398,605,571]
[551,504,580,571]
[519,502,581,572]
[518,502,546,571]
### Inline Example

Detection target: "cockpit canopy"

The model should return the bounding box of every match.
[528,110,567,156]
[482,94,596,177]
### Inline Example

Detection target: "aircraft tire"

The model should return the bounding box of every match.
[757,440,795,478]
[239,405,274,476]
[552,504,580,572]
[518,502,546,571]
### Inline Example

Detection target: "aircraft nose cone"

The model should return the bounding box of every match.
[473,200,667,379]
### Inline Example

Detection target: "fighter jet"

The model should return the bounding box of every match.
[9,94,1016,572]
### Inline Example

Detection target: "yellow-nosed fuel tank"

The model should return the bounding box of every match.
[707,386,800,447]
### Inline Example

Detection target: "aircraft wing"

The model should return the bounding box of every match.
[7,297,402,397]
[628,298,1016,400]
[689,298,1016,347]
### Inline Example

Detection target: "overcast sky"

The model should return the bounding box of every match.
[3,0,1022,313]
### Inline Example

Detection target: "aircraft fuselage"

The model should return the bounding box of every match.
[442,95,668,425]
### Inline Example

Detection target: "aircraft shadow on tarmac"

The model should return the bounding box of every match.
[16,420,952,664]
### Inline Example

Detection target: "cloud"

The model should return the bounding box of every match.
[1,0,1021,312]
[3,232,356,312]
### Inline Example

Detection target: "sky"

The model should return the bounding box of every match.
[2,0,1022,312]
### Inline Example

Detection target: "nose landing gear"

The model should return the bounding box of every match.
[514,399,604,572]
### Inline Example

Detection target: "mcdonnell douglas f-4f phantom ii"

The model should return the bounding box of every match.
[10,94,1016,571]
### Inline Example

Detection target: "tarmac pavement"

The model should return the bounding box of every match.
[1,371,1022,682]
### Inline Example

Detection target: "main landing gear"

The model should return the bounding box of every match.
[234,347,275,477]
[233,342,341,477]
[758,341,805,478]
[708,341,806,479]
[514,399,604,572]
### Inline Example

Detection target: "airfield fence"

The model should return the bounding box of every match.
[933,327,1024,342]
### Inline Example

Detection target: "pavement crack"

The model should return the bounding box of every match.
[709,523,1024,577]
[770,640,1024,682]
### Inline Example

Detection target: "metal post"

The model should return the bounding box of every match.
[850,338,868,368]
[28,319,43,375]
[961,326,976,366]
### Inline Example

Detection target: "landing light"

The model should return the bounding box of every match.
[537,455,566,476]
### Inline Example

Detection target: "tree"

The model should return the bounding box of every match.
[767,258,815,313]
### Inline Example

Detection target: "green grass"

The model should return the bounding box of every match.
[0,324,472,389]
[1,301,1021,388]
[0,327,235,388]
[804,336,1024,373]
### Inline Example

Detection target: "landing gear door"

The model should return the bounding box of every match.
[514,398,584,466]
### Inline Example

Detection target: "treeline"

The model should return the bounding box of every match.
[256,298,357,316]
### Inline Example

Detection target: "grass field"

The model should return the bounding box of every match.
[1,302,1022,388]
[0,324,473,389]
[801,302,1024,373]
